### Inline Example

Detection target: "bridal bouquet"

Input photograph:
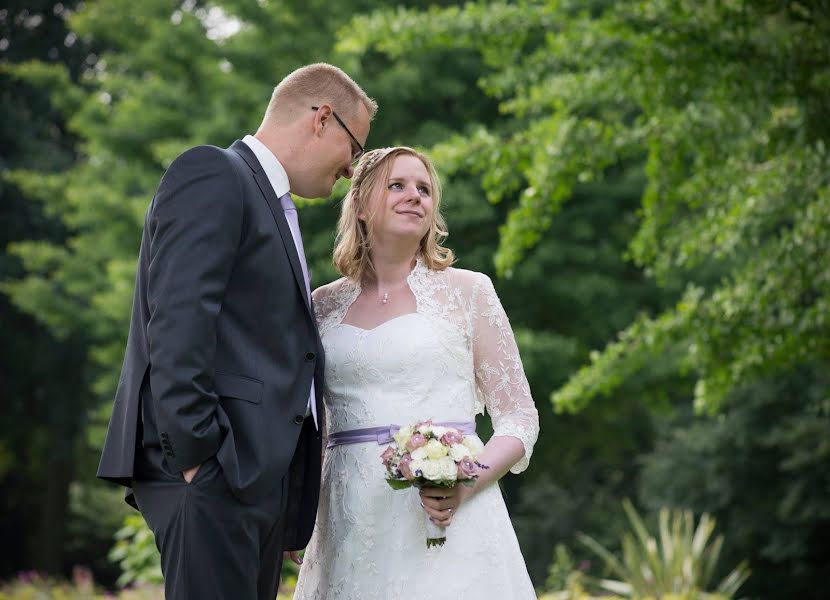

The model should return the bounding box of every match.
[381,420,487,548]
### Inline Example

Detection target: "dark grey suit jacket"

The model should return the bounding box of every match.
[97,140,324,549]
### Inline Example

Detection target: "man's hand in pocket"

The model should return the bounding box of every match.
[182,464,201,483]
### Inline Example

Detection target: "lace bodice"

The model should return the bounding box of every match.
[312,259,539,473]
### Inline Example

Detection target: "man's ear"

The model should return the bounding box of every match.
[312,104,334,135]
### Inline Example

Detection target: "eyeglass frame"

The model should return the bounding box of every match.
[311,106,365,164]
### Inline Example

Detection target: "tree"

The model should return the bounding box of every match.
[338,0,830,413]
[0,0,99,576]
[639,370,830,598]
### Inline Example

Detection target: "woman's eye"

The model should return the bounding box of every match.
[418,186,430,195]
[389,182,403,190]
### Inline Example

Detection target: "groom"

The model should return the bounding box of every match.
[97,63,376,599]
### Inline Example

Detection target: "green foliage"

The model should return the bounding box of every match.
[546,543,578,593]
[0,570,160,599]
[638,371,830,598]
[541,546,623,600]
[339,0,830,413]
[0,0,103,577]
[65,483,133,583]
[578,500,749,599]
[108,515,162,588]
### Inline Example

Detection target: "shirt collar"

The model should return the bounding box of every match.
[242,134,290,198]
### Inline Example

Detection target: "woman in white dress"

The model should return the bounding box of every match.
[293,147,539,599]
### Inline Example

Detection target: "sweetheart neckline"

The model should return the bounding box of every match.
[334,312,422,333]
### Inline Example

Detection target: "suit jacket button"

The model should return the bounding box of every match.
[305,352,316,362]
[293,414,304,425]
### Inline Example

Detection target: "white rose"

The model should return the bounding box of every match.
[462,435,485,457]
[424,439,448,459]
[417,423,433,436]
[419,460,443,481]
[449,444,470,461]
[430,425,448,438]
[438,457,458,481]
[409,458,426,476]
[392,426,414,450]
[411,447,428,461]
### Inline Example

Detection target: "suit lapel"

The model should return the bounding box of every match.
[231,140,311,311]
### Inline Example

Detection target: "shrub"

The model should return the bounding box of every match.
[578,500,749,599]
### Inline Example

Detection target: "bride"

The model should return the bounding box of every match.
[292,146,539,599]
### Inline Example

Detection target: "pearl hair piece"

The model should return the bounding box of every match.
[353,147,396,186]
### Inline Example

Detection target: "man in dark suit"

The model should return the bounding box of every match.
[97,63,376,599]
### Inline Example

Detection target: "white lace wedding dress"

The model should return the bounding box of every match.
[293,260,539,599]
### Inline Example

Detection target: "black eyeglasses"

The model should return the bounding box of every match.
[311,106,365,164]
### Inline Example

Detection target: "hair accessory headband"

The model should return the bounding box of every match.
[352,147,396,187]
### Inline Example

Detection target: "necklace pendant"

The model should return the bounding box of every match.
[381,292,389,304]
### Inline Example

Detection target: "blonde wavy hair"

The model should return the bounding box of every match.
[333,147,455,282]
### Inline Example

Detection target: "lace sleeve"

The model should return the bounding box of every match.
[312,277,358,338]
[312,283,335,328]
[471,273,539,474]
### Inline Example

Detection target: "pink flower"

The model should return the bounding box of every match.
[441,430,465,446]
[398,453,415,480]
[381,446,396,469]
[406,433,427,451]
[457,457,478,480]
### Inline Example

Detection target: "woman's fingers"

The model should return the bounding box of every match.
[421,500,455,526]
[420,490,459,512]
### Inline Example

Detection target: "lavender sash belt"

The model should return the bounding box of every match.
[327,421,476,449]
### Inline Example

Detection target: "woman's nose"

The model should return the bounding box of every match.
[404,184,420,201]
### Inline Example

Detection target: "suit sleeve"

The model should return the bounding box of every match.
[146,146,243,473]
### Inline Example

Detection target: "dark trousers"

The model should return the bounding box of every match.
[132,450,287,600]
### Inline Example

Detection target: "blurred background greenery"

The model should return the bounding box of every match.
[1,0,828,598]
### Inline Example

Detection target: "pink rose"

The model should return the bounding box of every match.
[381,446,396,469]
[457,457,478,480]
[398,453,415,480]
[441,430,465,446]
[406,433,427,451]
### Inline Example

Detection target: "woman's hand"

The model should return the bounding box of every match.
[419,483,474,528]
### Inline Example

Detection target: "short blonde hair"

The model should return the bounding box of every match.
[264,63,377,125]
[333,147,455,282]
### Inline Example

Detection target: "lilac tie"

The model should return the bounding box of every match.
[279,193,312,303]
[279,192,318,428]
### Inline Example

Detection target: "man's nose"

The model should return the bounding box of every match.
[342,163,355,179]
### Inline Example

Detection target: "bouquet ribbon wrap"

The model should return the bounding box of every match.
[327,421,476,448]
